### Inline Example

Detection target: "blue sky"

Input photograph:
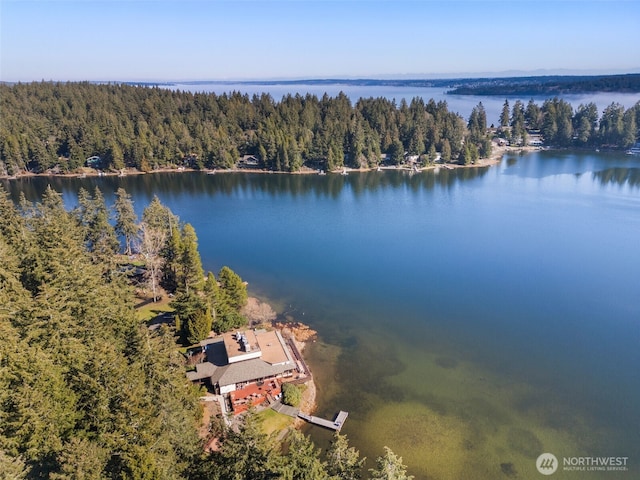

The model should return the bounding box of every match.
[1,0,639,82]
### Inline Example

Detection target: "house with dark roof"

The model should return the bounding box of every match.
[85,156,102,168]
[237,155,260,168]
[187,329,298,395]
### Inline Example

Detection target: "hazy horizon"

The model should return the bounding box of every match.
[2,1,639,83]
[4,69,640,86]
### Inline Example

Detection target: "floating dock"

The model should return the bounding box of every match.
[297,410,349,431]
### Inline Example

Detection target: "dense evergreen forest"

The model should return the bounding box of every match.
[1,82,638,178]
[0,185,414,479]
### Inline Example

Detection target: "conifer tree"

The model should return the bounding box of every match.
[218,266,248,311]
[0,183,202,480]
[139,222,166,302]
[172,291,211,343]
[75,187,119,267]
[500,99,510,127]
[87,187,119,266]
[161,225,182,293]
[212,414,281,480]
[0,187,26,246]
[326,433,366,480]
[179,223,204,294]
[281,430,329,480]
[0,451,29,479]
[369,447,414,480]
[441,139,451,162]
[142,195,178,235]
[185,307,212,345]
[204,271,220,321]
[114,187,138,256]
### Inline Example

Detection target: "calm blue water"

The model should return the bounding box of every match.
[3,151,639,479]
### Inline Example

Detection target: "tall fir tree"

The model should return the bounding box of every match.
[326,433,365,480]
[114,187,138,256]
[179,223,204,294]
[369,447,414,480]
[218,266,248,311]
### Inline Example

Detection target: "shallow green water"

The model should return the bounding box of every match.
[4,151,639,479]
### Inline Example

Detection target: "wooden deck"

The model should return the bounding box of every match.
[230,379,281,415]
[297,410,349,431]
[271,400,349,431]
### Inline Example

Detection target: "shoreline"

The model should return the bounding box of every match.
[199,297,318,447]
[0,146,540,181]
[240,297,319,421]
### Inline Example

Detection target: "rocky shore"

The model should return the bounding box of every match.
[241,298,319,419]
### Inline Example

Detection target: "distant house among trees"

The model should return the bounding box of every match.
[85,156,102,168]
[238,155,260,168]
[405,154,420,164]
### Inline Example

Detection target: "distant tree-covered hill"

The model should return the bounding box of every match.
[447,73,640,95]
[1,81,639,177]
[0,81,471,174]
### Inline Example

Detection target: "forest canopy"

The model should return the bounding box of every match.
[1,82,638,177]
[0,185,413,479]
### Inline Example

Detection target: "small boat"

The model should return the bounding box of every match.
[318,170,326,175]
[207,169,216,175]
[376,166,382,172]
[341,168,348,176]
[625,147,640,156]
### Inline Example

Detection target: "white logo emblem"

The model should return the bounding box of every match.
[536,453,558,475]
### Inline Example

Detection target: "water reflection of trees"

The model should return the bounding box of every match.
[2,168,493,203]
[592,168,640,187]
[17,163,640,202]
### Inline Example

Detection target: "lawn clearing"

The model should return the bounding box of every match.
[257,408,294,436]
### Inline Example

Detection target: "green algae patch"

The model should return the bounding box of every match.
[306,326,594,479]
[360,342,586,479]
[360,402,474,480]
[506,426,543,458]
[306,340,342,403]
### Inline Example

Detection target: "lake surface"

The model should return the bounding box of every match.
[171,82,640,126]
[3,151,640,479]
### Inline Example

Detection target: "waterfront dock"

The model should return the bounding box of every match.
[271,401,349,431]
[297,410,349,431]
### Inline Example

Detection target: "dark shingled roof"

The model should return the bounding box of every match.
[190,336,296,387]
[186,362,216,381]
[210,357,294,387]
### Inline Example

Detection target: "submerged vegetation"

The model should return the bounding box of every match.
[0,185,413,479]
